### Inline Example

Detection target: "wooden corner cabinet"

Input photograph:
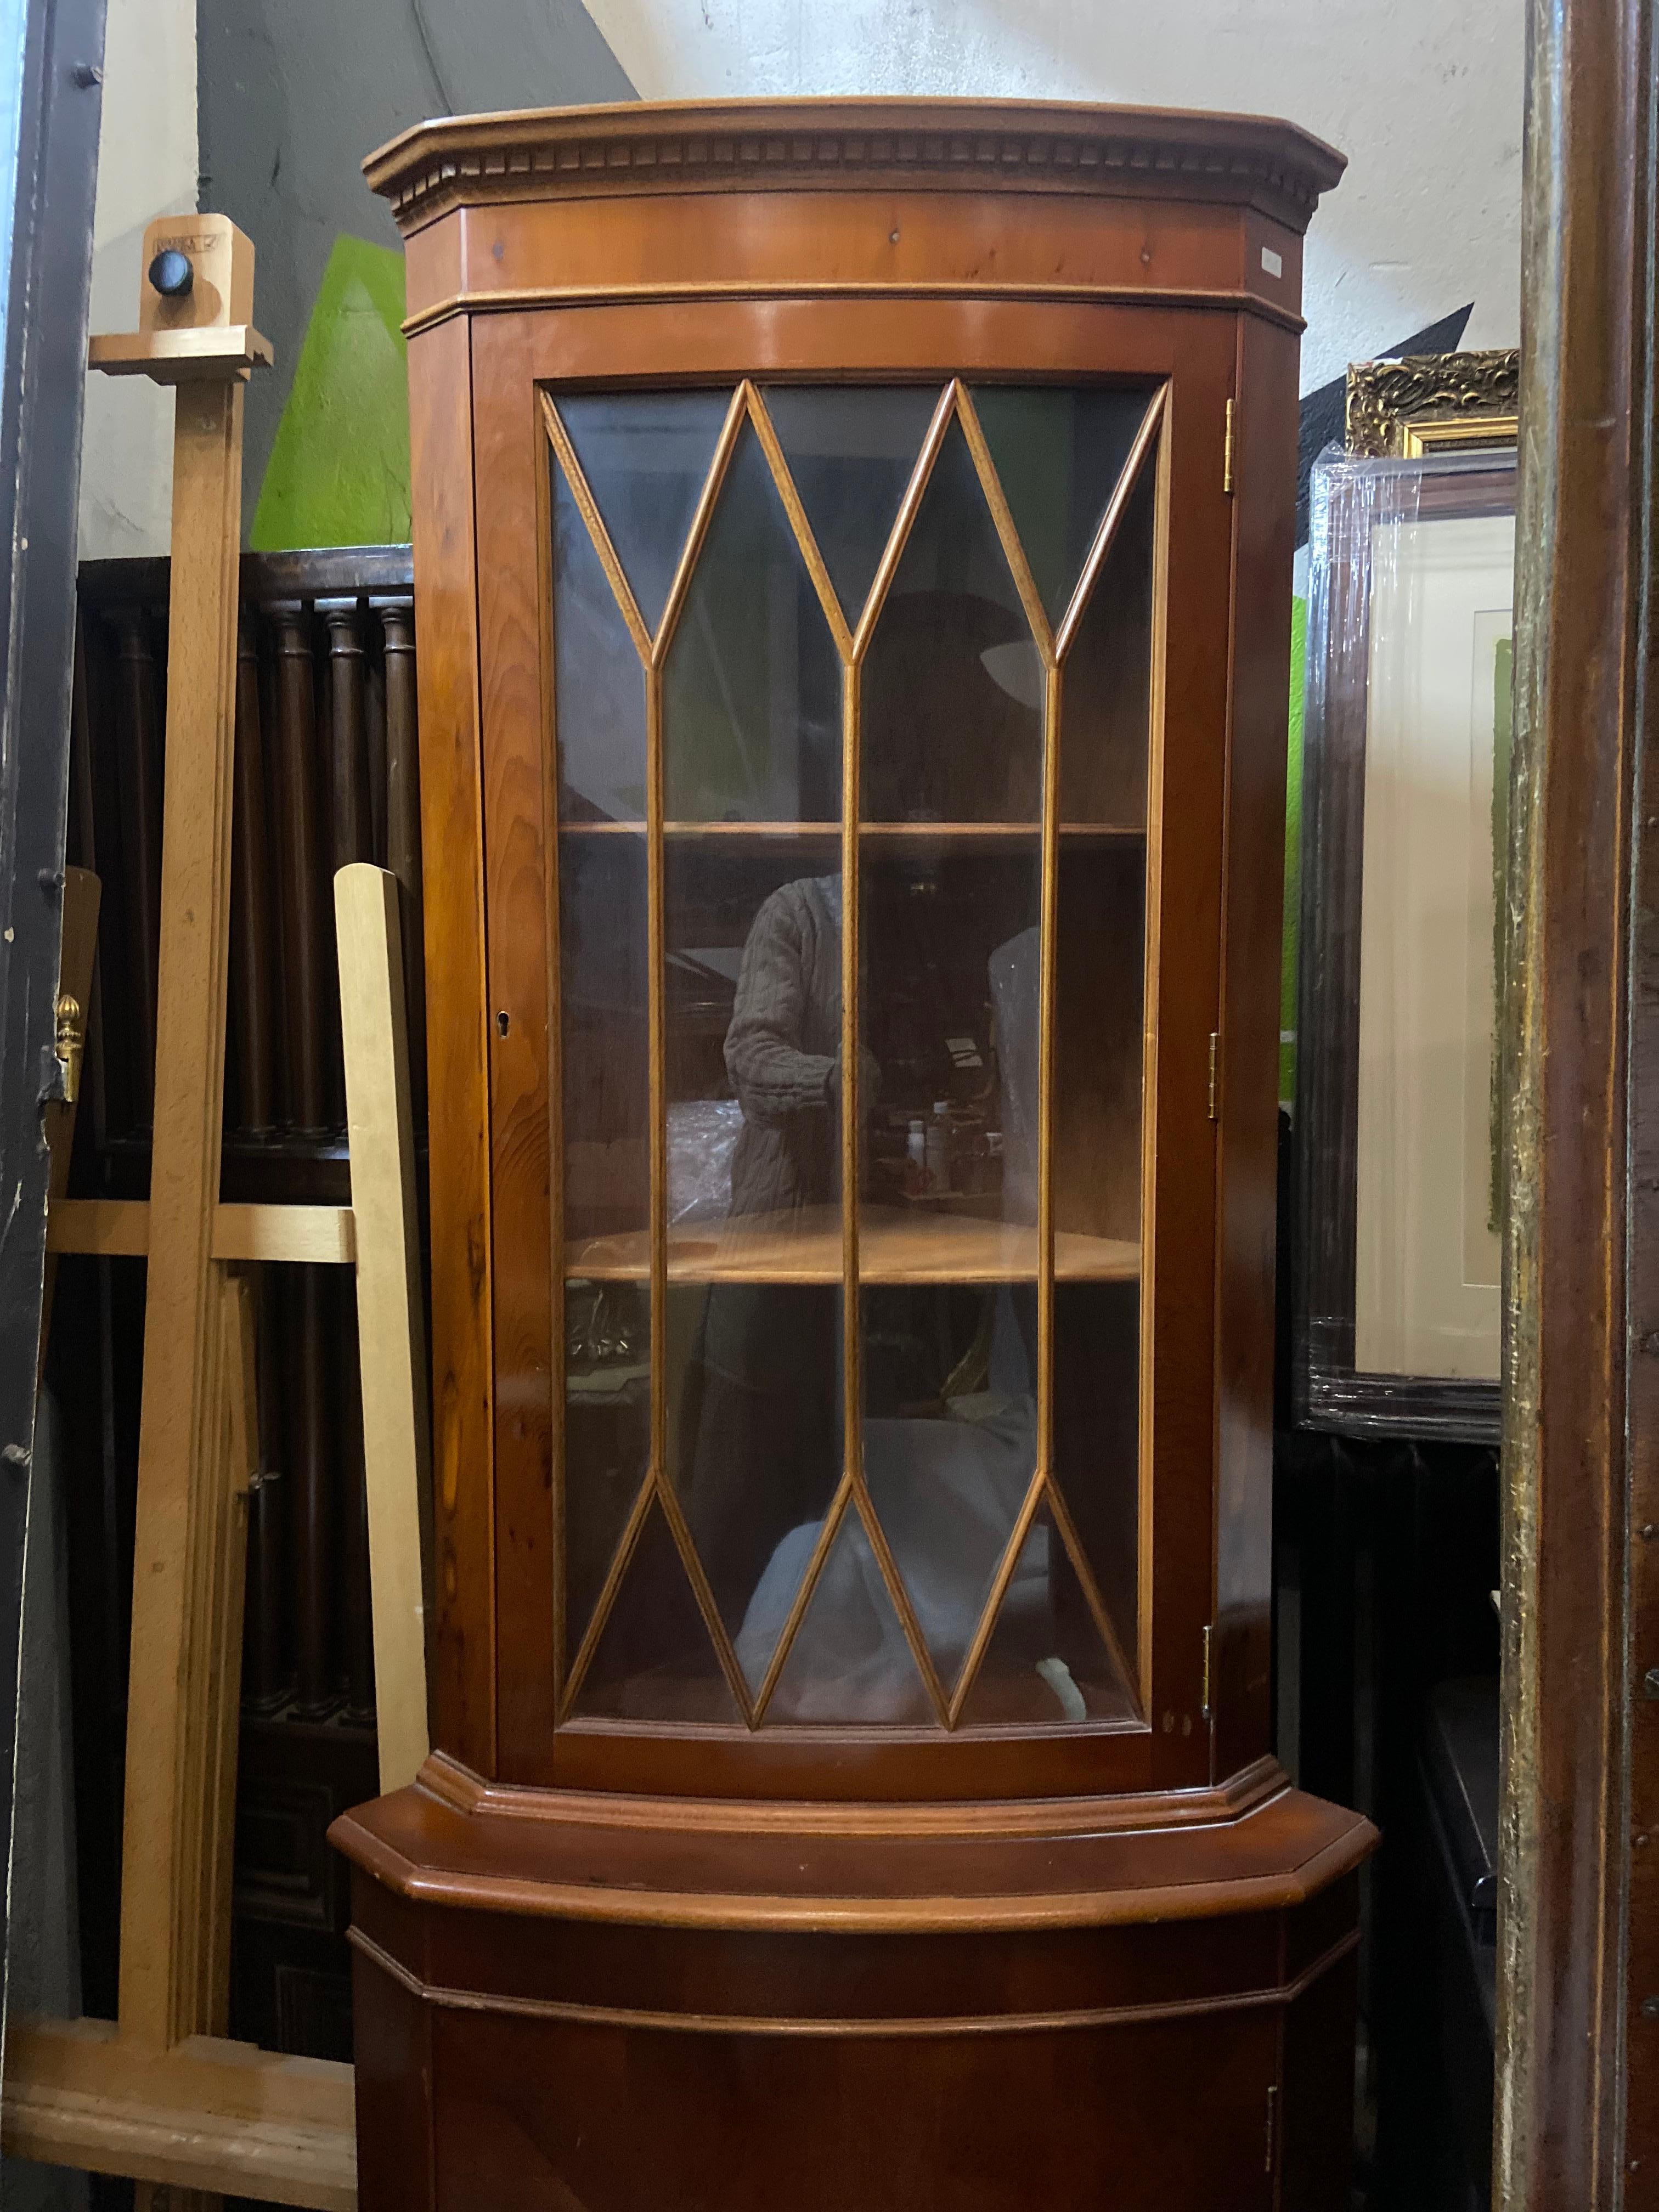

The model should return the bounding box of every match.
[332,97,1373,2210]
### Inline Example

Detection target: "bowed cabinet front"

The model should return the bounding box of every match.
[334,97,1373,2211]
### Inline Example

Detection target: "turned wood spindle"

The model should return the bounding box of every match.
[377,597,426,1126]
[243,1272,291,1709]
[268,603,330,1139]
[337,1277,376,1722]
[229,614,278,1137]
[110,603,165,1131]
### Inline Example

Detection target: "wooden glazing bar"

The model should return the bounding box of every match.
[751,1474,854,1722]
[648,383,748,667]
[111,603,165,1127]
[744,386,854,661]
[955,385,1057,668]
[558,1466,653,1720]
[229,615,276,1134]
[1054,387,1169,662]
[851,383,958,659]
[540,397,651,658]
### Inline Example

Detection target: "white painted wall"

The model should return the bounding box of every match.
[582,0,1523,393]
[78,0,198,560]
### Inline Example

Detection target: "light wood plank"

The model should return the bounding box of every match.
[335,862,432,1792]
[119,367,247,2055]
[88,324,273,382]
[47,1199,357,1265]
[4,2019,354,2211]
[212,1203,356,1266]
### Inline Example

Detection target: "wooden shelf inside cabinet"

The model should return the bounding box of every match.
[565,1204,1139,1285]
[558,820,1148,842]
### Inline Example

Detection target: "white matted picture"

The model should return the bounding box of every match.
[1295,447,1516,1440]
[1353,513,1513,1381]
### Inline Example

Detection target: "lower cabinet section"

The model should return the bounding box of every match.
[335,1762,1372,2212]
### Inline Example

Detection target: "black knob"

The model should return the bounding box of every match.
[147,249,193,298]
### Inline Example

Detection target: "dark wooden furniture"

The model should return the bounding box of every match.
[62,547,424,2063]
[334,97,1373,2209]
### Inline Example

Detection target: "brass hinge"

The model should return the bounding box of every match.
[1264,2084,1278,2176]
[1223,398,1236,495]
[1207,1031,1221,1120]
[1201,1623,1212,1720]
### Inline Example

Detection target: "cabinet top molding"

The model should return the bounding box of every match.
[364,97,1346,238]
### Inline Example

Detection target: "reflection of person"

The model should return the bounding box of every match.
[679,873,861,1633]
[723,873,843,1216]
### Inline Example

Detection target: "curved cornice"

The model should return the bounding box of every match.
[364,97,1346,239]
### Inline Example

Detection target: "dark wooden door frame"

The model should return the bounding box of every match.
[0,0,106,2103]
[1500,0,1656,2199]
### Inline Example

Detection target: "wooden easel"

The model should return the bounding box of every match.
[3,218,430,2210]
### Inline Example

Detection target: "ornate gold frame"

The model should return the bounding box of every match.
[1344,347,1520,458]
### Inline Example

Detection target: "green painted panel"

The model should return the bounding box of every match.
[250,235,410,551]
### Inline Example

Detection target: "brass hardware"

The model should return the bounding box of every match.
[1265,2084,1278,2175]
[1207,1031,1221,1120]
[1201,1623,1212,1720]
[1223,398,1235,494]
[54,991,84,1105]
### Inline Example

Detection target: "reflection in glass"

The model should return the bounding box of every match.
[858,842,1041,1236]
[861,416,1043,823]
[955,1499,1138,1725]
[552,464,647,822]
[763,385,943,627]
[1053,1280,1140,1668]
[863,1283,1037,1691]
[663,842,846,1665]
[557,390,732,639]
[663,420,842,823]
[759,1500,934,1724]
[560,832,650,1249]
[972,384,1154,629]
[562,1279,650,1670]
[573,1498,741,1722]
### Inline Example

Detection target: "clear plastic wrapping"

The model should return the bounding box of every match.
[1293,443,1516,1441]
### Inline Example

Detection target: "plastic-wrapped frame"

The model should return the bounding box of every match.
[1294,443,1516,1441]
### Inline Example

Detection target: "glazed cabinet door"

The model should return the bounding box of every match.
[463,305,1239,1793]
[546,377,1162,1719]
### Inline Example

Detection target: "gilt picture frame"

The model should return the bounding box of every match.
[1295,439,1517,1441]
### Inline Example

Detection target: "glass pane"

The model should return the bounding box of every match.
[763,385,943,627]
[1050,555,1152,1694]
[760,1499,934,1725]
[862,1282,1037,1693]
[562,1279,651,1670]
[674,1282,843,1688]
[1052,1280,1139,1671]
[857,838,1043,1252]
[1058,460,1155,827]
[662,834,847,1660]
[972,385,1153,630]
[573,1497,742,1723]
[860,415,1043,824]
[663,419,842,823]
[559,830,650,1254]
[552,461,647,822]
[557,390,731,639]
[956,1496,1138,1726]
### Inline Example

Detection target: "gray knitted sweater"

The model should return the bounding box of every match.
[723,874,842,1217]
